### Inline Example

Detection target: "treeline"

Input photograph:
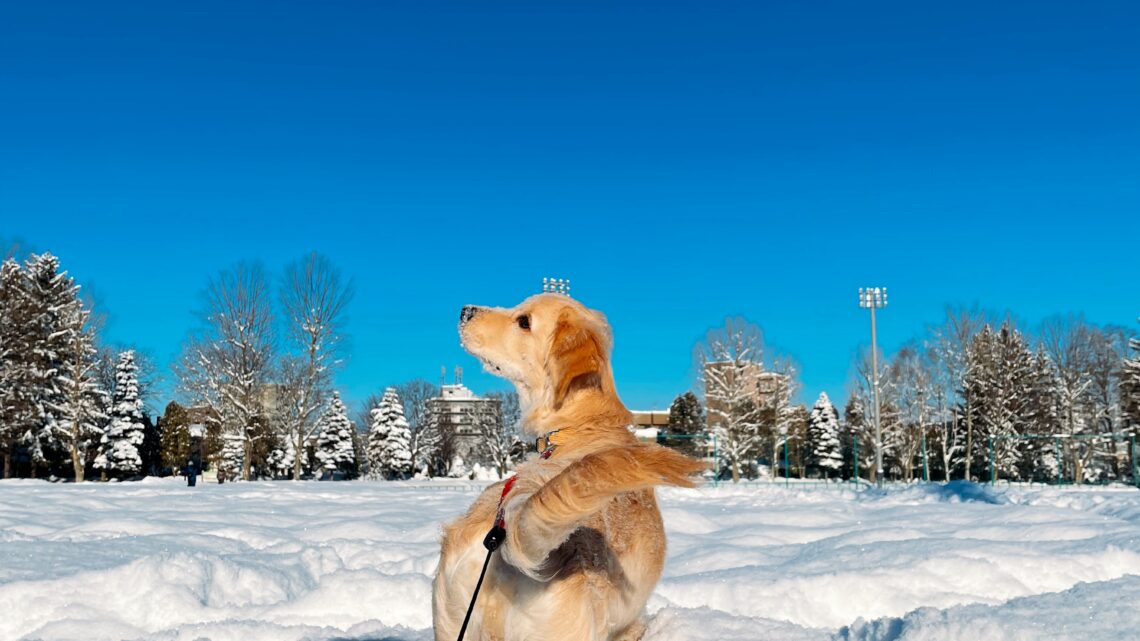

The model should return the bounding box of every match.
[668,312,1140,484]
[0,249,527,482]
[844,310,1140,483]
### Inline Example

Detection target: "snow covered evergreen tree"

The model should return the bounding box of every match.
[807,392,843,478]
[383,403,414,474]
[218,433,245,481]
[262,431,293,479]
[366,394,392,477]
[0,258,31,477]
[963,322,1037,480]
[368,387,412,479]
[1024,348,1063,480]
[20,253,81,476]
[95,350,146,478]
[315,392,355,478]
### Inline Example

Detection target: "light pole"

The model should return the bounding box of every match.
[858,287,888,486]
[542,277,571,296]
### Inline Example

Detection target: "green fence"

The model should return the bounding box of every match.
[987,433,1139,487]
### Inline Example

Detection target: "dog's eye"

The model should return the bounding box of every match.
[517,315,531,330]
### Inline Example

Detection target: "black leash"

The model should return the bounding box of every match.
[456,523,506,641]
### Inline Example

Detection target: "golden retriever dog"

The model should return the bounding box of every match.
[433,293,702,641]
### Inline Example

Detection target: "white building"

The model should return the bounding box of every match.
[426,368,501,465]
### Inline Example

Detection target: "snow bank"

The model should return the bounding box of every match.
[2,478,1139,640]
[837,575,1140,641]
[652,482,1140,633]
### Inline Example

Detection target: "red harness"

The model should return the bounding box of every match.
[492,476,517,532]
[494,433,555,530]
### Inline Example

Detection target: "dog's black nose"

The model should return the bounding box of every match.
[460,305,480,324]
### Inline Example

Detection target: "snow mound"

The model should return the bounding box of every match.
[837,575,1140,641]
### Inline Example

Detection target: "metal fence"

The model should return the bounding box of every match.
[987,433,1139,487]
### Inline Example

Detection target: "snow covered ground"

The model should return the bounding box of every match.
[2,478,1139,641]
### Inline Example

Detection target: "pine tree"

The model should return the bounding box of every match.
[842,393,870,480]
[0,258,31,477]
[383,409,413,480]
[139,415,162,477]
[1025,348,1063,480]
[21,253,81,476]
[367,396,391,477]
[368,387,412,479]
[315,392,355,478]
[807,392,843,478]
[963,322,1037,481]
[664,391,705,457]
[158,401,192,474]
[260,429,292,479]
[95,350,146,478]
[218,433,245,481]
[350,427,366,480]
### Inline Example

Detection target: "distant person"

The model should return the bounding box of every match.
[218,469,226,484]
[185,460,197,487]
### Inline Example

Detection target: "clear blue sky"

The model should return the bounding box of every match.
[2,1,1138,416]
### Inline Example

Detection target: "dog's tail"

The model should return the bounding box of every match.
[499,444,704,577]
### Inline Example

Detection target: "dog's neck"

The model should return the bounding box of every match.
[518,385,632,439]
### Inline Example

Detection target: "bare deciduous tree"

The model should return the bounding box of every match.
[58,298,106,482]
[930,306,986,479]
[278,252,353,480]
[471,390,521,479]
[764,355,801,481]
[850,344,899,483]
[888,343,936,482]
[175,263,274,481]
[395,379,439,474]
[695,317,765,483]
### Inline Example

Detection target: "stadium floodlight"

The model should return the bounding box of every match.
[542,277,571,296]
[858,287,888,486]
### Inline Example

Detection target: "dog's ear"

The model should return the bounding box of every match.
[548,310,606,409]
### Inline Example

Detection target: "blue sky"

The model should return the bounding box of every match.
[2,1,1138,415]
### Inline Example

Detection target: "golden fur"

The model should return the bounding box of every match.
[433,294,702,641]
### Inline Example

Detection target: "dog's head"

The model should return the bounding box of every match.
[459,293,617,427]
